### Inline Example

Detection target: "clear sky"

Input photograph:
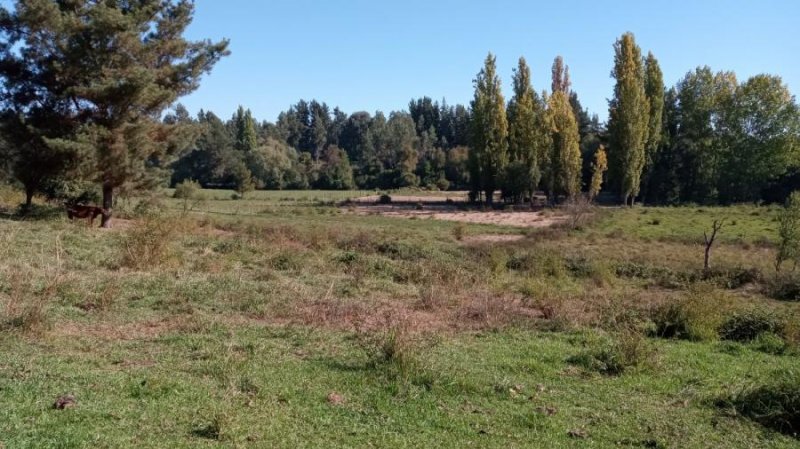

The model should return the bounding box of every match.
[181,0,799,123]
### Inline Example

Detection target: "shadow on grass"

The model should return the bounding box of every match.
[0,203,64,222]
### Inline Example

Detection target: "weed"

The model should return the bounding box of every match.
[568,329,654,375]
[118,217,176,269]
[719,372,800,436]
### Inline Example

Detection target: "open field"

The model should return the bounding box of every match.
[1,187,799,448]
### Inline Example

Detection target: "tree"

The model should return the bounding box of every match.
[0,0,229,227]
[608,32,650,206]
[469,53,508,204]
[673,67,737,204]
[777,192,800,272]
[506,57,548,202]
[545,57,581,200]
[317,146,355,190]
[234,107,259,154]
[589,145,608,199]
[548,90,582,199]
[641,52,665,202]
[718,75,800,203]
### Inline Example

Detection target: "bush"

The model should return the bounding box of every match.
[649,287,730,341]
[766,272,800,301]
[173,179,201,199]
[719,310,784,342]
[132,195,167,218]
[568,330,654,376]
[118,217,176,269]
[752,332,788,355]
[378,194,392,204]
[720,372,800,436]
[452,223,465,241]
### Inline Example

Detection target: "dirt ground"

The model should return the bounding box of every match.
[351,204,567,228]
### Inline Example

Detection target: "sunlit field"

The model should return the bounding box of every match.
[1,187,798,448]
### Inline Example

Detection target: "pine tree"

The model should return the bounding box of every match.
[469,53,508,204]
[0,0,229,227]
[641,52,665,202]
[607,32,650,206]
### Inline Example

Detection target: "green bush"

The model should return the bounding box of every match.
[766,272,800,301]
[173,179,201,199]
[378,194,392,204]
[649,288,729,341]
[719,310,784,342]
[568,330,654,376]
[751,332,787,355]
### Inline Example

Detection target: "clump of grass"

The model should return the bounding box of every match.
[191,415,225,440]
[649,287,731,341]
[719,372,800,437]
[719,310,784,342]
[568,329,655,376]
[1,270,57,333]
[452,223,465,241]
[356,315,435,389]
[118,216,177,269]
[751,332,788,355]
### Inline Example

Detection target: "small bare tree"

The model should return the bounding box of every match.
[703,219,725,272]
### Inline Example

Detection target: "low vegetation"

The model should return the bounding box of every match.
[0,188,799,447]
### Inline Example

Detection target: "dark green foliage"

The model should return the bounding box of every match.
[0,0,230,227]
[719,311,784,342]
[767,272,800,301]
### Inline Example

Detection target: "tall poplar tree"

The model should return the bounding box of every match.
[608,32,650,205]
[506,57,548,202]
[0,0,229,227]
[546,57,582,199]
[469,53,508,204]
[641,52,665,202]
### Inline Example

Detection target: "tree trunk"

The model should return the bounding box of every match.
[23,187,34,213]
[100,183,113,228]
[704,246,711,272]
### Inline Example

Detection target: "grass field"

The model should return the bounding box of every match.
[1,187,799,448]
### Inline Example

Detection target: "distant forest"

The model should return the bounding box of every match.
[170,37,799,206]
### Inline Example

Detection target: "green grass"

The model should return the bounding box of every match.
[1,188,799,447]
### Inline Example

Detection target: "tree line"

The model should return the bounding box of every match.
[0,1,797,229]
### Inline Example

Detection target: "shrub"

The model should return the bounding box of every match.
[766,272,800,301]
[568,330,654,376]
[452,223,465,241]
[650,287,730,341]
[719,372,800,436]
[752,332,788,355]
[132,195,167,218]
[118,217,176,269]
[719,310,784,342]
[378,194,392,204]
[173,179,201,199]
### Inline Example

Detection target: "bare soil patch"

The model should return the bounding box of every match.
[462,234,526,244]
[352,205,567,228]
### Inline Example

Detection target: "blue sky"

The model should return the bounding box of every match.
[180,0,799,123]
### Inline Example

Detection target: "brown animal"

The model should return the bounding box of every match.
[66,204,107,227]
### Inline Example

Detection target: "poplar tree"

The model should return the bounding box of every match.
[642,52,665,201]
[506,57,548,202]
[589,145,608,199]
[0,0,229,227]
[469,53,508,204]
[543,57,581,200]
[608,32,650,206]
